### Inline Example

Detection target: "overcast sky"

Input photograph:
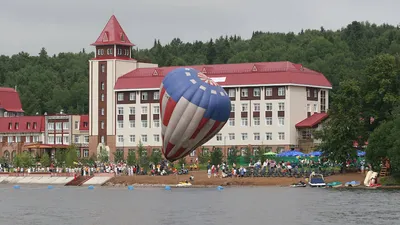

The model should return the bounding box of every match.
[0,0,398,56]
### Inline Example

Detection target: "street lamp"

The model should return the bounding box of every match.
[224,136,227,160]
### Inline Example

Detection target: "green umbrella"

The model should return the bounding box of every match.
[264,151,277,156]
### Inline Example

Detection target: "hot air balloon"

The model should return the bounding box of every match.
[159,68,231,161]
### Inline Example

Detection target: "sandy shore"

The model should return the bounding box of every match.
[103,171,367,187]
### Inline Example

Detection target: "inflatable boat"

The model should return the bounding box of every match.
[290,181,307,187]
[176,182,192,187]
[327,181,342,188]
[345,181,360,187]
[308,173,326,187]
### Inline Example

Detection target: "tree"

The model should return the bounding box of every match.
[98,146,109,163]
[137,141,149,167]
[55,150,66,167]
[254,146,267,163]
[210,147,223,166]
[65,145,78,167]
[198,147,210,164]
[40,153,51,167]
[127,149,137,166]
[316,79,364,172]
[113,150,125,163]
[242,147,252,164]
[150,148,162,164]
[13,152,34,168]
[227,146,239,165]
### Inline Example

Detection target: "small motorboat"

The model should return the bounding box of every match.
[176,181,192,187]
[327,181,342,188]
[345,181,360,187]
[290,181,307,187]
[308,173,326,187]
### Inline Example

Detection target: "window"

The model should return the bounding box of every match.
[83,149,89,158]
[265,103,272,111]
[141,92,148,101]
[254,133,260,141]
[154,134,160,142]
[33,122,37,129]
[265,88,272,96]
[228,89,235,97]
[16,136,21,142]
[241,88,248,97]
[253,117,260,126]
[253,103,260,112]
[265,132,272,140]
[141,106,148,114]
[153,106,160,114]
[27,122,31,129]
[129,92,135,101]
[56,122,62,130]
[117,49,122,55]
[107,48,112,55]
[118,93,124,101]
[278,102,285,111]
[190,151,196,157]
[101,121,104,129]
[48,122,54,130]
[314,89,317,98]
[129,107,135,115]
[241,103,248,112]
[129,135,135,143]
[307,104,311,112]
[56,136,62,144]
[241,118,248,126]
[15,123,19,129]
[76,149,81,158]
[117,120,123,128]
[153,91,160,100]
[101,136,105,143]
[7,136,13,143]
[101,108,105,115]
[63,136,69,144]
[313,104,318,112]
[231,103,235,112]
[241,133,248,140]
[142,120,148,128]
[101,64,105,72]
[253,88,260,97]
[141,135,148,142]
[216,133,222,141]
[228,118,235,126]
[154,120,160,128]
[228,133,235,140]
[278,117,284,126]
[130,120,135,128]
[278,132,285,140]
[74,135,79,143]
[33,136,39,142]
[278,87,285,96]
[118,107,124,115]
[265,117,272,125]
[84,136,89,143]
[307,88,311,97]
[25,136,30,143]
[75,121,79,130]
[117,135,124,143]
[101,82,105,90]
[320,90,326,112]
[63,122,69,130]
[99,94,104,102]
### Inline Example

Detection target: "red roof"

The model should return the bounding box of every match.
[91,15,134,46]
[114,62,332,90]
[79,115,89,131]
[0,88,24,112]
[295,113,328,128]
[0,116,45,133]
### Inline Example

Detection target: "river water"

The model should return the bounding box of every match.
[0,185,398,225]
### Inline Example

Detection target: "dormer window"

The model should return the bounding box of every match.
[117,49,122,55]
[33,122,37,129]
[97,49,104,56]
[83,122,88,128]
[124,49,129,56]
[8,123,12,130]
[15,123,18,129]
[107,48,113,55]
[27,122,31,129]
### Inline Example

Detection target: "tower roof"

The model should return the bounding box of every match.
[91,15,135,46]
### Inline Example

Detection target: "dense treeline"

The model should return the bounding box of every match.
[1,21,400,176]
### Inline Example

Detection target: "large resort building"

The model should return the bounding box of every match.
[88,15,332,161]
[0,15,332,162]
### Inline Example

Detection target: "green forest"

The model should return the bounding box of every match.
[1,21,400,176]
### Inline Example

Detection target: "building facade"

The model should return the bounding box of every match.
[88,15,333,161]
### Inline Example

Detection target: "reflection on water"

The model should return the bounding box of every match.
[0,185,398,225]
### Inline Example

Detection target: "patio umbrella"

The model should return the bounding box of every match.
[309,151,322,157]
[264,151,277,156]
[286,151,305,157]
[357,150,366,157]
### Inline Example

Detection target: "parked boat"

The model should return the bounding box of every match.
[308,173,326,187]
[345,181,361,187]
[176,181,192,187]
[327,181,342,188]
[290,181,307,187]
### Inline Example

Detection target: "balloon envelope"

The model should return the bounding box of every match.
[159,68,231,161]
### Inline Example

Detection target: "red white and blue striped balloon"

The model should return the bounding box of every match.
[159,68,231,161]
